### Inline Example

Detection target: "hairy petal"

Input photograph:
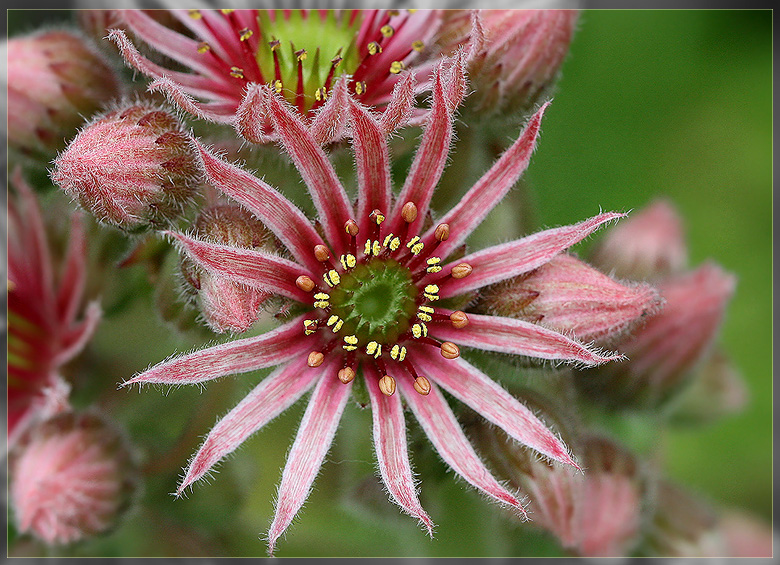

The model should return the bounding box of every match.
[379,71,417,134]
[166,231,311,303]
[178,356,320,494]
[398,373,526,516]
[431,312,622,366]
[122,315,309,386]
[194,141,324,272]
[54,301,101,367]
[415,354,579,468]
[234,83,274,143]
[148,77,235,124]
[267,366,351,555]
[438,212,626,297]
[365,365,433,535]
[55,213,87,327]
[309,76,350,145]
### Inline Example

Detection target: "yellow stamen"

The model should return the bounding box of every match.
[381,25,395,38]
[296,49,307,61]
[303,319,318,335]
[368,41,382,55]
[355,81,366,95]
[340,254,357,270]
[390,61,405,74]
[314,292,330,309]
[390,344,407,362]
[412,322,428,339]
[426,257,442,273]
[366,341,382,358]
[188,10,202,19]
[324,269,341,287]
[343,335,358,351]
[197,42,210,54]
[230,67,245,79]
[239,28,253,41]
[345,219,359,236]
[412,40,425,52]
[274,79,283,94]
[424,284,440,301]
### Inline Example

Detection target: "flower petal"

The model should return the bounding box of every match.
[349,98,392,234]
[398,372,526,516]
[364,365,433,535]
[55,213,87,327]
[54,301,101,367]
[166,231,311,303]
[178,356,320,494]
[431,312,622,366]
[234,83,274,144]
[147,77,236,124]
[438,212,626,297]
[379,71,417,134]
[414,353,579,468]
[267,366,351,555]
[423,102,548,260]
[265,89,354,252]
[309,75,350,145]
[122,315,309,386]
[194,140,324,272]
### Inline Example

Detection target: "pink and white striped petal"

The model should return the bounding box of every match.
[398,375,526,517]
[265,89,354,252]
[431,312,622,366]
[122,315,309,387]
[234,83,274,144]
[194,141,324,273]
[309,76,351,145]
[55,214,87,328]
[438,212,626,297]
[178,356,320,494]
[267,366,351,555]
[379,71,417,134]
[364,365,433,535]
[147,77,236,124]
[414,353,579,469]
[54,301,101,367]
[423,102,548,259]
[350,98,393,234]
[165,231,311,303]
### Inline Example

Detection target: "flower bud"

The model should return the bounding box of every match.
[591,200,688,282]
[10,412,137,545]
[5,30,121,158]
[435,10,578,115]
[477,254,662,345]
[180,204,274,334]
[52,103,202,230]
[578,263,736,409]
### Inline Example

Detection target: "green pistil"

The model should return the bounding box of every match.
[330,258,418,344]
[255,10,362,110]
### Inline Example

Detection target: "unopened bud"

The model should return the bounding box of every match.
[477,254,663,345]
[5,30,121,157]
[180,204,273,334]
[10,412,137,545]
[52,102,201,231]
[591,200,688,282]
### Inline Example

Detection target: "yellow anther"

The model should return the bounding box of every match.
[326,315,344,333]
[390,61,405,74]
[411,242,424,255]
[340,254,357,270]
[408,9,418,13]
[230,67,245,79]
[366,341,382,358]
[315,87,327,102]
[296,49,307,61]
[412,322,428,339]
[327,315,340,327]
[303,319,318,335]
[381,25,395,37]
[372,240,381,256]
[412,40,425,52]
[417,305,433,322]
[374,213,385,225]
[368,41,382,55]
[188,9,202,19]
[424,284,440,301]
[355,81,366,95]
[239,28,253,41]
[426,257,442,273]
[332,319,343,332]
[314,292,330,309]
[388,10,400,16]
[197,42,210,54]
[364,239,373,256]
[343,335,358,351]
[274,79,283,94]
[406,236,421,249]
[324,269,341,287]
[269,39,281,51]
[390,344,407,362]
[419,305,434,315]
[220,9,234,14]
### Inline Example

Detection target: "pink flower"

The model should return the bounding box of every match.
[122,56,624,554]
[10,412,137,545]
[7,169,101,448]
[107,9,443,140]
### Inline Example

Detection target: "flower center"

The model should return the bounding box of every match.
[295,203,473,397]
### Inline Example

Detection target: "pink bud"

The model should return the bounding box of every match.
[478,254,662,344]
[5,30,121,157]
[581,263,736,409]
[180,204,274,334]
[591,200,688,282]
[435,10,578,115]
[10,412,137,545]
[52,103,202,230]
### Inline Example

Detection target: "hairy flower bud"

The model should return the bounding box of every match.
[477,254,662,345]
[10,412,137,545]
[591,200,688,282]
[578,263,736,409]
[52,103,202,230]
[435,10,578,115]
[180,204,275,333]
[5,30,121,158]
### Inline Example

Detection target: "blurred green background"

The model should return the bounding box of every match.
[7,9,772,557]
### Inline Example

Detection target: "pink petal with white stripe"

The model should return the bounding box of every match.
[122,315,309,387]
[147,77,236,124]
[166,231,311,303]
[309,76,350,145]
[414,353,579,469]
[379,71,417,134]
[55,301,101,367]
[398,374,526,516]
[194,141,324,272]
[431,312,622,366]
[350,98,392,233]
[178,356,320,494]
[234,83,274,144]
[364,365,433,535]
[438,212,626,297]
[56,213,87,328]
[267,366,351,555]
[265,89,354,251]
[424,102,548,260]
